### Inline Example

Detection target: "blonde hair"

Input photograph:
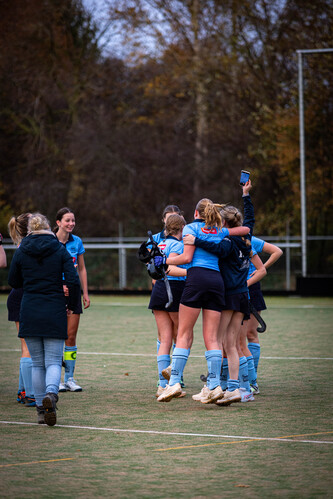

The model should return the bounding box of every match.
[8,213,31,245]
[28,213,51,232]
[195,198,223,229]
[165,214,186,237]
[219,205,243,228]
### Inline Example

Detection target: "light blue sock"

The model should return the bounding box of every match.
[156,339,161,355]
[64,346,77,382]
[239,356,251,392]
[18,360,24,392]
[169,348,189,386]
[157,354,170,388]
[227,378,240,392]
[221,358,229,390]
[205,350,222,390]
[20,357,34,397]
[248,342,260,373]
[247,355,257,386]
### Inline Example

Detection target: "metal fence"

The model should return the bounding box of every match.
[2,236,332,292]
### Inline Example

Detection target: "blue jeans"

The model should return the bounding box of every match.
[24,337,64,406]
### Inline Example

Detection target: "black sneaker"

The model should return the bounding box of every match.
[42,393,58,426]
[36,405,46,424]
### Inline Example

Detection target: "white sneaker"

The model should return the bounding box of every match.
[240,387,255,402]
[65,378,82,392]
[157,383,182,402]
[200,385,224,404]
[161,365,171,381]
[192,385,210,401]
[58,382,67,393]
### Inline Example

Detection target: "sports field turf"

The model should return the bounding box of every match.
[0,295,332,498]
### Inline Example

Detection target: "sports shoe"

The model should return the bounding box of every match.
[24,396,36,407]
[36,405,45,424]
[65,378,82,392]
[156,385,167,398]
[58,382,67,392]
[250,383,260,395]
[215,388,241,406]
[192,385,210,401]
[157,382,182,402]
[240,387,255,403]
[200,385,224,404]
[162,365,171,381]
[177,388,187,398]
[17,390,26,403]
[42,392,58,426]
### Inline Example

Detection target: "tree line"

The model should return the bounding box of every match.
[0,0,332,274]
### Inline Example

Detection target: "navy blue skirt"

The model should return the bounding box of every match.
[249,282,267,312]
[7,288,24,322]
[65,288,83,315]
[180,267,225,312]
[222,291,250,319]
[149,279,185,312]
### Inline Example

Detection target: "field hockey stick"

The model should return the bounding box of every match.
[147,232,173,309]
[249,302,267,333]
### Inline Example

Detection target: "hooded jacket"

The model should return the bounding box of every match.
[8,232,80,339]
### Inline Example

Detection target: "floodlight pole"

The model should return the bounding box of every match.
[297,48,333,278]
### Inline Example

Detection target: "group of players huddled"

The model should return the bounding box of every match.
[146,179,283,406]
[3,177,282,426]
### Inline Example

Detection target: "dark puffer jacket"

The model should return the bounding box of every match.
[8,232,80,339]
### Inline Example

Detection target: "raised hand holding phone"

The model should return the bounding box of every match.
[240,170,250,186]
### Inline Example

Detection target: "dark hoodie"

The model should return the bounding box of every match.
[8,232,80,339]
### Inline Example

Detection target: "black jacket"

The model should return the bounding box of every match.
[194,195,254,295]
[8,232,80,339]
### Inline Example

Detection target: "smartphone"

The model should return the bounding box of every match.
[240,170,250,186]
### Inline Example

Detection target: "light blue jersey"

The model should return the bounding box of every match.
[63,234,85,271]
[183,220,229,271]
[248,236,265,278]
[158,236,186,281]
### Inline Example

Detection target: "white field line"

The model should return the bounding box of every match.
[0,348,332,360]
[0,421,332,445]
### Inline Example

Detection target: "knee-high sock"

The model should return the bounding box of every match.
[227,378,240,392]
[239,356,251,392]
[18,360,24,392]
[64,346,77,382]
[248,342,260,373]
[157,354,170,388]
[169,348,189,386]
[246,355,257,386]
[205,350,222,390]
[221,358,229,391]
[20,357,34,397]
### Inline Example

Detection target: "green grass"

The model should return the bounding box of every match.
[0,295,332,498]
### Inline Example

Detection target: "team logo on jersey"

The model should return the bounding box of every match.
[158,244,166,252]
[201,227,218,235]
